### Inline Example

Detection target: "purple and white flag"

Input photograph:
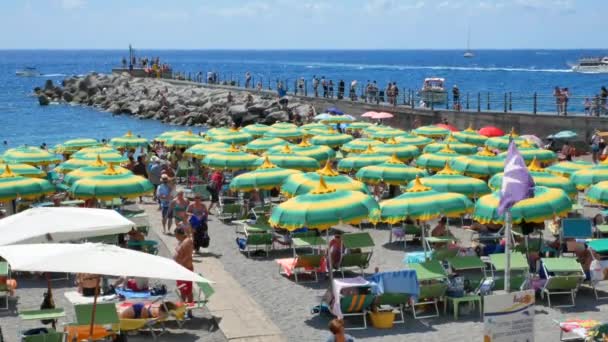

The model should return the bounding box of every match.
[498,141,535,215]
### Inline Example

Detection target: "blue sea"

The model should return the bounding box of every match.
[1,49,608,149]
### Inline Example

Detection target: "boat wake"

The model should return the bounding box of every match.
[40,73,67,77]
[291,61,572,73]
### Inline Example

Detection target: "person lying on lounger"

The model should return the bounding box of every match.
[116,301,177,319]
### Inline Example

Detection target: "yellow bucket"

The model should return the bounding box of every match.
[369,311,395,329]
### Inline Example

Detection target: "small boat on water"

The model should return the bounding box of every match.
[463,25,474,58]
[420,78,448,106]
[571,56,608,73]
[15,67,41,77]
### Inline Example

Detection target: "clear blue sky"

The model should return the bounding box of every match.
[0,0,605,49]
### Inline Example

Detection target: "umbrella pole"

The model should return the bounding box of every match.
[422,221,428,261]
[504,211,512,293]
[45,272,56,330]
[326,229,333,285]
[88,277,101,341]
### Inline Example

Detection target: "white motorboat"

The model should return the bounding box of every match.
[15,67,41,77]
[419,78,448,106]
[571,57,608,73]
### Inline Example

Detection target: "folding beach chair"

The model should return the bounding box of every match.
[218,202,243,223]
[371,270,419,324]
[447,256,487,292]
[0,262,10,310]
[277,254,324,283]
[69,303,121,341]
[340,294,375,330]
[431,248,458,262]
[489,252,530,291]
[541,257,585,307]
[238,233,273,258]
[585,239,608,300]
[560,218,593,257]
[176,160,194,184]
[19,308,66,342]
[339,253,372,278]
[409,260,449,319]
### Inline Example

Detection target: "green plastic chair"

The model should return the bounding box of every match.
[340,294,375,330]
[432,248,458,262]
[339,252,372,277]
[218,203,243,223]
[541,258,584,307]
[415,282,448,319]
[342,232,375,249]
[241,233,273,257]
[375,293,410,323]
[489,252,530,291]
[74,302,120,326]
[22,331,65,342]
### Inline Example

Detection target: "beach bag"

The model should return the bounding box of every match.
[591,260,605,282]
[201,232,210,248]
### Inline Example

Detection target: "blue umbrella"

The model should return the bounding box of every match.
[325,107,344,115]
[549,130,577,140]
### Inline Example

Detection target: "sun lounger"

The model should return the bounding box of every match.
[409,261,449,319]
[447,256,487,292]
[69,303,120,340]
[175,278,216,329]
[431,248,458,262]
[338,252,372,277]
[369,270,419,324]
[541,257,585,307]
[342,232,375,249]
[340,294,375,330]
[291,236,326,255]
[489,252,530,291]
[584,239,608,299]
[277,255,326,282]
[19,308,67,342]
[238,232,273,257]
[425,236,458,252]
[218,203,243,223]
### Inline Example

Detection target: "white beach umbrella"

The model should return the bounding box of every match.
[0,207,135,246]
[0,243,211,283]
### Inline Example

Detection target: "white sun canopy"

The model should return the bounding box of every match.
[0,243,210,283]
[0,207,135,245]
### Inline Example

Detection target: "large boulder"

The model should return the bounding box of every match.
[62,92,74,102]
[264,111,289,124]
[38,95,50,106]
[228,104,248,118]
[139,100,161,112]
[43,80,55,91]
[107,103,121,114]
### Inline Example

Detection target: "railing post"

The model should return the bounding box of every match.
[487,92,491,111]
[504,93,507,113]
[509,92,512,111]
[446,95,450,110]
[466,93,470,110]
[431,98,435,111]
[477,92,481,112]
[533,92,537,114]
[304,80,308,96]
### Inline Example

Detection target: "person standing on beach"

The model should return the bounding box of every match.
[148,156,162,205]
[157,174,174,234]
[562,88,570,116]
[328,80,334,98]
[452,85,461,111]
[245,72,251,88]
[173,227,194,312]
[313,76,319,97]
[338,80,345,99]
[321,77,328,98]
[298,77,305,95]
[393,82,399,106]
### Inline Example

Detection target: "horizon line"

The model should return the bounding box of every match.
[1,48,607,52]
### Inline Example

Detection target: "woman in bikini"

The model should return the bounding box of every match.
[169,191,189,235]
[117,301,177,319]
[187,194,209,251]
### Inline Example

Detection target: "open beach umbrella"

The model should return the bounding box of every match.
[165,131,207,148]
[395,134,433,148]
[355,154,428,185]
[56,139,101,154]
[310,131,353,148]
[415,145,462,171]
[153,130,191,143]
[321,115,355,124]
[204,127,231,137]
[478,126,504,137]
[229,157,301,192]
[337,145,390,172]
[413,125,450,138]
[370,177,474,224]
[64,164,130,186]
[549,130,578,140]
[499,140,557,164]
[435,123,459,132]
[341,138,382,153]
[0,165,54,200]
[184,142,230,159]
[370,112,394,120]
[366,127,407,140]
[259,145,320,171]
[72,146,115,156]
[244,137,286,153]
[361,111,378,118]
[489,158,577,198]
[452,126,488,146]
[55,154,108,174]
[325,107,344,115]
[271,122,297,129]
[409,163,491,198]
[0,207,134,246]
[362,124,392,133]
[281,163,368,197]
[202,145,259,171]
[72,151,128,165]
[70,165,153,200]
[110,131,149,149]
[241,124,271,137]
[2,146,60,166]
[375,138,421,161]
[571,159,608,189]
[484,129,530,151]
[276,139,335,162]
[207,129,253,146]
[423,135,478,155]
[264,126,304,140]
[344,122,371,131]
[586,181,608,206]
[473,186,572,224]
[546,160,594,178]
[269,176,378,230]
[0,163,45,178]
[449,147,505,178]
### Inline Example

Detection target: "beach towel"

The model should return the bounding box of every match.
[367,270,419,300]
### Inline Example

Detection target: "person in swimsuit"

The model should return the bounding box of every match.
[187,194,209,251]
[170,191,189,234]
[117,301,177,319]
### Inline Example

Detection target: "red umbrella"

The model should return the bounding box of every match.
[478,126,504,137]
[361,111,378,118]
[435,123,459,132]
[370,112,394,119]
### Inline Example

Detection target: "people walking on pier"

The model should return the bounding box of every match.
[600,86,608,115]
[452,85,461,111]
[321,77,328,98]
[338,80,345,99]
[245,72,251,88]
[350,80,358,101]
[313,76,319,97]
[328,80,334,98]
[393,82,399,106]
[298,77,305,95]
[553,86,563,115]
[562,87,570,116]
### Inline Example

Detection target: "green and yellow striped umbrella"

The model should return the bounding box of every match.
[571,159,608,190]
[363,124,392,132]
[201,145,259,171]
[452,126,488,146]
[0,165,54,200]
[154,130,191,143]
[423,135,478,155]
[0,163,45,178]
[341,138,382,153]
[484,129,530,151]
[2,146,61,166]
[546,160,594,178]
[259,145,320,171]
[310,130,353,148]
[281,163,368,197]
[473,186,572,224]
[204,127,231,137]
[449,147,505,178]
[208,128,253,146]
[70,164,153,200]
[337,145,390,172]
[489,161,576,198]
[413,125,450,138]
[244,137,286,153]
[64,164,130,186]
[321,115,354,124]
[56,138,101,153]
[366,127,407,140]
[264,126,304,140]
[184,142,230,159]
[409,163,491,198]
[269,176,379,230]
[73,150,128,165]
[241,124,270,137]
[229,157,301,192]
[370,177,474,224]
[55,155,108,174]
[271,122,297,129]
[395,134,433,148]
[300,123,328,132]
[498,140,556,164]
[345,122,371,131]
[110,131,149,149]
[276,139,336,162]
[375,138,421,161]
[355,154,428,185]
[415,146,462,171]
[72,146,115,157]
[586,181,608,206]
[165,131,206,148]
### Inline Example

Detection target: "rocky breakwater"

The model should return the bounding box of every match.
[35,73,311,127]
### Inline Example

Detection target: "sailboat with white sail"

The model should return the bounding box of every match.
[464,25,474,58]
